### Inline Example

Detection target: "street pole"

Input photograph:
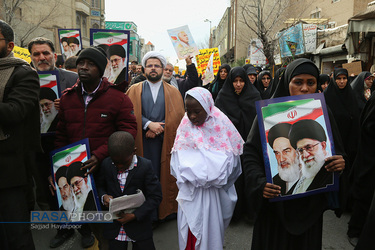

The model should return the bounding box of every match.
[204,19,212,48]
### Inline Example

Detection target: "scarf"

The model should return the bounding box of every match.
[0,51,30,140]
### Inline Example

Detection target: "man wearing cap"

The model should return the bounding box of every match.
[108,44,127,84]
[126,51,185,220]
[40,87,58,133]
[52,46,137,248]
[67,37,80,56]
[267,123,301,195]
[289,119,333,194]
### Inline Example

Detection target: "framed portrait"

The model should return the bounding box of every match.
[38,71,61,135]
[256,93,339,201]
[58,29,82,60]
[50,139,100,222]
[90,29,130,84]
[167,25,199,60]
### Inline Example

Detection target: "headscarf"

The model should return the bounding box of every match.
[273,58,320,98]
[215,67,261,140]
[208,64,231,100]
[324,68,359,165]
[318,74,330,92]
[141,51,167,68]
[254,70,272,99]
[351,71,372,113]
[264,67,285,99]
[172,87,244,155]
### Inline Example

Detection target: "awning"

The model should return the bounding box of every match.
[345,5,375,54]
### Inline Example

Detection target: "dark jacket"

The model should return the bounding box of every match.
[0,64,41,189]
[175,63,199,98]
[97,156,162,241]
[56,68,78,92]
[55,78,137,162]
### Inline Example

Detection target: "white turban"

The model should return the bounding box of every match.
[142,51,167,68]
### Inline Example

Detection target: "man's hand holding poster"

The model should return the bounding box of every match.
[50,139,100,222]
[256,93,339,201]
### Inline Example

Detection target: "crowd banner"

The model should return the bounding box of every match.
[38,71,61,134]
[58,29,82,60]
[174,66,179,75]
[13,46,31,63]
[256,93,338,202]
[90,29,130,83]
[195,47,221,76]
[278,23,305,58]
[50,139,100,222]
[167,25,199,60]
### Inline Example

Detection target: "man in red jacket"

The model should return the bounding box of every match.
[50,46,137,248]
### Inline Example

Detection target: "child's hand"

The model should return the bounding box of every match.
[116,212,136,224]
[103,195,113,207]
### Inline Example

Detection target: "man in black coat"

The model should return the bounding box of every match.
[0,20,41,250]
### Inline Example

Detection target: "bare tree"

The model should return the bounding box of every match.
[2,0,63,47]
[238,0,293,66]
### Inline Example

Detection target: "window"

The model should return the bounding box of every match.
[310,11,321,19]
[92,0,99,8]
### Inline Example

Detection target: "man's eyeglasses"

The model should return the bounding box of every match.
[297,142,320,155]
[145,64,162,69]
[71,178,84,188]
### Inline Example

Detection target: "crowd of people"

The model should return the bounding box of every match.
[1,18,375,250]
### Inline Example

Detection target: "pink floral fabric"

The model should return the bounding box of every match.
[172,87,244,155]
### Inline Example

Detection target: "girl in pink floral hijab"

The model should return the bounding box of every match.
[171,87,244,250]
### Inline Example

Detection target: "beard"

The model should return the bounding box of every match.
[41,105,58,133]
[301,147,326,179]
[0,46,7,58]
[74,182,91,208]
[278,156,300,182]
[146,71,162,82]
[163,75,172,83]
[61,193,75,213]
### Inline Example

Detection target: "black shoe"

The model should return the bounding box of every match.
[348,236,359,247]
[81,234,95,248]
[49,229,75,248]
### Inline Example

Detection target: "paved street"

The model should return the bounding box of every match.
[32,211,354,249]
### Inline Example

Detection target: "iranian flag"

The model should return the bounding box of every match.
[52,144,88,172]
[92,32,127,46]
[59,29,80,38]
[262,98,323,140]
[39,73,58,96]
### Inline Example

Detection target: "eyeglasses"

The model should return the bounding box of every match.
[71,178,84,188]
[297,142,320,155]
[145,64,162,69]
[110,58,122,63]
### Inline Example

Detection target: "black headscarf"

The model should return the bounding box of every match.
[208,64,231,100]
[324,68,359,166]
[215,67,261,140]
[254,70,272,99]
[350,71,372,113]
[273,58,320,98]
[318,74,330,92]
[263,67,285,99]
